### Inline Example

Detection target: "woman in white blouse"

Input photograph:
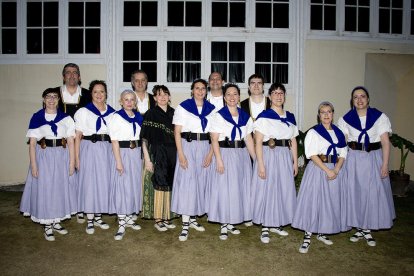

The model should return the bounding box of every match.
[292,102,349,253]
[338,86,395,247]
[74,80,115,235]
[208,83,256,240]
[171,79,215,241]
[108,90,144,240]
[251,83,298,244]
[20,88,76,241]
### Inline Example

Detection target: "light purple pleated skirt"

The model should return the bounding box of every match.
[77,140,112,214]
[344,149,395,230]
[109,147,143,215]
[251,146,297,227]
[20,145,75,224]
[171,139,211,216]
[206,147,252,224]
[292,161,350,234]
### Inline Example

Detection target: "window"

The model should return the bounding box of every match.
[26,1,59,54]
[212,0,245,27]
[345,0,370,32]
[1,1,17,54]
[167,41,201,82]
[211,41,245,83]
[255,42,288,84]
[124,1,158,26]
[168,1,201,27]
[68,1,101,54]
[256,0,289,29]
[123,41,157,82]
[379,0,403,34]
[411,0,414,35]
[310,0,336,31]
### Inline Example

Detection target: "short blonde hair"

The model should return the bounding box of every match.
[119,89,137,106]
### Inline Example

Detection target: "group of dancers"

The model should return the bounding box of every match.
[19,65,395,253]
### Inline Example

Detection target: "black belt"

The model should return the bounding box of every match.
[118,140,141,149]
[37,138,66,148]
[181,132,210,142]
[262,138,290,148]
[348,141,381,152]
[83,134,111,143]
[318,154,337,163]
[218,140,246,148]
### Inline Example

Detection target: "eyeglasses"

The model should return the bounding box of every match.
[64,71,79,76]
[45,95,59,100]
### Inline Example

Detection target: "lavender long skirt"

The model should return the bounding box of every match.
[251,146,297,227]
[77,140,112,213]
[109,147,143,215]
[20,145,75,224]
[171,139,211,216]
[292,161,350,234]
[206,147,252,224]
[344,149,395,230]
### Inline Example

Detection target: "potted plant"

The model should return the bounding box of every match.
[389,133,414,197]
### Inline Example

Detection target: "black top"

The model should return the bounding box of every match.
[140,105,176,191]
[49,86,91,118]
[240,96,271,120]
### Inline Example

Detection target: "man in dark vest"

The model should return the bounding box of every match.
[240,73,270,121]
[50,63,91,118]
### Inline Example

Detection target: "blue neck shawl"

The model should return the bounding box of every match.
[180,98,215,132]
[217,106,250,141]
[116,109,143,136]
[28,109,69,137]
[85,103,115,133]
[256,109,296,126]
[313,124,347,164]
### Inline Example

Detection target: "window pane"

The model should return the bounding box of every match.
[141,62,157,81]
[168,1,184,26]
[229,42,244,62]
[211,63,227,80]
[142,1,157,26]
[85,29,100,53]
[358,7,370,32]
[185,41,201,61]
[141,41,157,60]
[2,29,16,54]
[185,63,201,82]
[2,2,16,27]
[325,0,336,4]
[27,2,42,27]
[360,0,370,5]
[124,2,140,26]
[230,3,245,27]
[186,1,201,26]
[167,63,183,82]
[43,28,58,53]
[27,29,41,54]
[345,0,357,4]
[392,0,403,8]
[124,41,140,60]
[68,29,83,53]
[273,3,289,28]
[69,2,84,27]
[273,64,288,84]
[255,43,271,62]
[256,3,271,28]
[86,2,100,27]
[324,5,336,30]
[212,2,227,27]
[273,43,288,62]
[379,9,390,33]
[123,62,140,82]
[345,6,357,31]
[255,64,271,83]
[44,2,58,27]
[391,9,402,34]
[212,42,227,61]
[411,10,414,35]
[229,63,244,83]
[167,41,183,61]
[310,5,323,30]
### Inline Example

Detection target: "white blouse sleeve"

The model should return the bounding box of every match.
[64,117,76,138]
[376,113,392,137]
[108,114,123,141]
[337,117,349,137]
[74,108,87,133]
[209,113,225,134]
[172,105,185,126]
[304,129,320,159]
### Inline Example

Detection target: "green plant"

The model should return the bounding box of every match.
[389,133,414,175]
